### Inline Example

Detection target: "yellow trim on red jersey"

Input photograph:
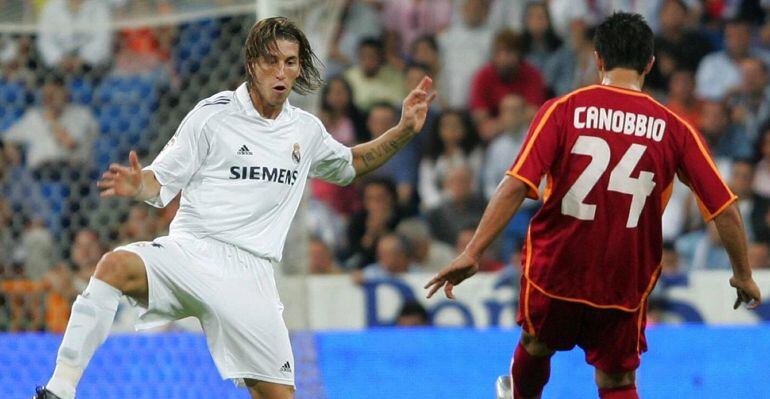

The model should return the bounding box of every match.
[522,227,664,312]
[509,85,598,188]
[635,298,646,354]
[523,278,535,335]
[506,171,540,200]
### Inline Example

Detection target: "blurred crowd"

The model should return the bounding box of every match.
[1,0,770,331]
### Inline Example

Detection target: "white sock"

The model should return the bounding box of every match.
[46,277,121,399]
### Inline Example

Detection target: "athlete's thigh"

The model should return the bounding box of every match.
[245,379,294,399]
[199,254,295,387]
[114,236,213,321]
[579,305,646,375]
[517,277,582,352]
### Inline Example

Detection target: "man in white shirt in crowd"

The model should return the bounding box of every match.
[37,0,112,71]
[35,17,436,399]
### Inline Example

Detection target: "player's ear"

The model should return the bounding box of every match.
[593,51,604,72]
[643,56,655,76]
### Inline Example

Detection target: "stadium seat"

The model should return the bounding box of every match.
[174,18,220,76]
[0,80,29,131]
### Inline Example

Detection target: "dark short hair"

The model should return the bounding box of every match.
[358,37,385,53]
[594,12,654,74]
[492,29,525,54]
[244,17,323,95]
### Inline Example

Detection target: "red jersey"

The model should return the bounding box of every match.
[508,85,736,311]
[469,61,546,114]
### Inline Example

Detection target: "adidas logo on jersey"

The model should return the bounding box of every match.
[280,361,292,373]
[237,145,253,155]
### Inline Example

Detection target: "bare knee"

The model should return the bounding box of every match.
[520,330,554,357]
[93,251,145,295]
[245,379,294,399]
[595,369,635,389]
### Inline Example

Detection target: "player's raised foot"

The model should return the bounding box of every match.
[495,375,512,399]
[33,386,63,399]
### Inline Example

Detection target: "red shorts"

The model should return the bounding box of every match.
[516,277,648,374]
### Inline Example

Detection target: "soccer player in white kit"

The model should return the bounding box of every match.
[35,17,436,399]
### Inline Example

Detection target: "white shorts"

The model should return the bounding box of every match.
[114,235,294,387]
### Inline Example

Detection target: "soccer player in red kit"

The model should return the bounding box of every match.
[425,12,762,399]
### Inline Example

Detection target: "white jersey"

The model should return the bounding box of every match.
[145,83,356,261]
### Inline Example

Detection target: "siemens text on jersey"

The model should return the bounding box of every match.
[229,165,299,185]
[573,106,666,142]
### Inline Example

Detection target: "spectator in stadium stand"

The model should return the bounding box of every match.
[749,242,770,269]
[344,37,406,112]
[68,229,106,293]
[696,18,770,101]
[394,300,430,327]
[111,19,178,89]
[418,109,481,210]
[676,222,732,270]
[454,225,502,272]
[727,57,770,143]
[366,102,419,208]
[381,0,453,56]
[0,34,36,87]
[2,76,98,181]
[362,233,420,279]
[42,262,77,333]
[521,2,563,81]
[116,206,159,246]
[665,69,702,128]
[408,35,442,94]
[480,94,529,200]
[18,220,54,281]
[543,17,599,96]
[395,218,456,272]
[729,159,770,243]
[324,0,384,78]
[36,0,112,72]
[647,0,712,93]
[426,165,486,245]
[0,198,14,274]
[308,237,344,275]
[753,126,770,199]
[697,100,753,161]
[311,76,366,217]
[346,177,404,270]
[437,0,494,109]
[544,0,591,39]
[469,29,546,139]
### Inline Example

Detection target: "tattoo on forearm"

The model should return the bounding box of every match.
[360,133,412,169]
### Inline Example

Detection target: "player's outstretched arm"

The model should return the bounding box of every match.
[713,204,762,309]
[350,76,437,177]
[96,150,161,202]
[425,176,529,299]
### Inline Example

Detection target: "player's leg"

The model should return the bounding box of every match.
[42,250,147,399]
[510,330,555,399]
[595,369,638,399]
[244,379,295,399]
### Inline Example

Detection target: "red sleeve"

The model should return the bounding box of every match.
[507,98,562,200]
[468,65,491,112]
[676,122,737,221]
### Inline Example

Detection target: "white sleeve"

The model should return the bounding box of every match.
[144,107,210,208]
[309,123,356,186]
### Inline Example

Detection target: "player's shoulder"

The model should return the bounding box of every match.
[184,90,237,127]
[291,105,326,133]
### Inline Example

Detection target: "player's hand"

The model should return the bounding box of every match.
[97,150,144,198]
[399,76,437,135]
[424,252,479,300]
[729,276,762,310]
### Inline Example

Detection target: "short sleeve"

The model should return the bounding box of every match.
[506,98,562,200]
[677,124,737,221]
[144,107,210,207]
[310,125,356,186]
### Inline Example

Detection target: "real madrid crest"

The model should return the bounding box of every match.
[292,143,301,164]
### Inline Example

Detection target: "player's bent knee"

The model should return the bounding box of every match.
[520,330,554,357]
[93,251,145,293]
[595,369,635,389]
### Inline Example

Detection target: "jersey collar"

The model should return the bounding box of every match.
[235,82,293,123]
